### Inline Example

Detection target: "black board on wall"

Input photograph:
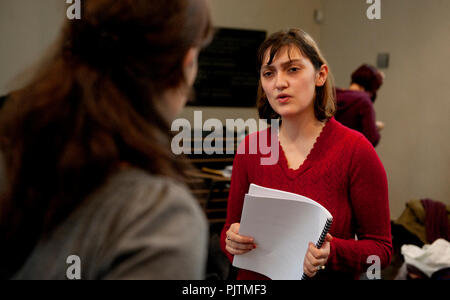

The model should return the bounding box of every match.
[189,28,267,107]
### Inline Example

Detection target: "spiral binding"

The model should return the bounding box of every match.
[301,218,333,280]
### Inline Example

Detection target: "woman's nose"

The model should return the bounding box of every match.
[275,72,288,90]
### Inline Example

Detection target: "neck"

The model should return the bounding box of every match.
[349,83,365,92]
[279,110,325,144]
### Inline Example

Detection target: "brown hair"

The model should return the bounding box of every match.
[256,28,335,122]
[0,0,212,278]
[351,64,383,102]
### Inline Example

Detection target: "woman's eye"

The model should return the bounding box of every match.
[289,67,300,72]
[262,72,273,78]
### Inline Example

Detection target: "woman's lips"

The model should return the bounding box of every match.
[277,95,291,103]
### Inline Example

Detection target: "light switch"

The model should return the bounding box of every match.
[377,53,390,69]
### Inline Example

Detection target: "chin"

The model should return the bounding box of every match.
[275,108,303,118]
[275,104,313,119]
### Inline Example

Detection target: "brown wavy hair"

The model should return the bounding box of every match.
[0,0,212,278]
[256,28,336,122]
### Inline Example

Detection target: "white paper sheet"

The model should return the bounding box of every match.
[232,184,332,280]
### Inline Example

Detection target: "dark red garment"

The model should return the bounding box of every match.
[334,88,380,147]
[220,118,392,280]
[421,199,450,243]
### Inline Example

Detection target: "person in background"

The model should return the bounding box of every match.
[220,29,392,280]
[334,64,385,147]
[0,0,213,280]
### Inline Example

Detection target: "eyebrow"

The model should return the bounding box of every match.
[262,59,304,70]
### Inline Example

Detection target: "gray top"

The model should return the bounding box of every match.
[6,167,208,280]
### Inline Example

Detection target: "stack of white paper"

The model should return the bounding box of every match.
[232,184,332,280]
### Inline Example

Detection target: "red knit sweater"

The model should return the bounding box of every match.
[220,117,392,280]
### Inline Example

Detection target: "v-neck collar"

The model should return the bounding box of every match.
[277,117,333,180]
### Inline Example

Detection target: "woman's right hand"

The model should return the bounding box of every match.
[376,121,385,131]
[225,223,256,255]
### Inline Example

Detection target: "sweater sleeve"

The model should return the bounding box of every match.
[220,139,251,263]
[359,99,380,147]
[327,136,392,275]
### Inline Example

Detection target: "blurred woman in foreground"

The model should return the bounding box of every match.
[0,0,212,280]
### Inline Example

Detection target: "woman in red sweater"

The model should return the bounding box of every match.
[220,29,392,280]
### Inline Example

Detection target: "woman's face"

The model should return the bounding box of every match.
[161,48,199,122]
[260,46,323,120]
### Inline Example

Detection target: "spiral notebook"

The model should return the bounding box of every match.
[232,184,333,280]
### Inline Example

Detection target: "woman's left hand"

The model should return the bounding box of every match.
[303,234,333,278]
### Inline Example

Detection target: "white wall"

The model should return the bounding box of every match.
[320,0,450,218]
[0,0,65,95]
